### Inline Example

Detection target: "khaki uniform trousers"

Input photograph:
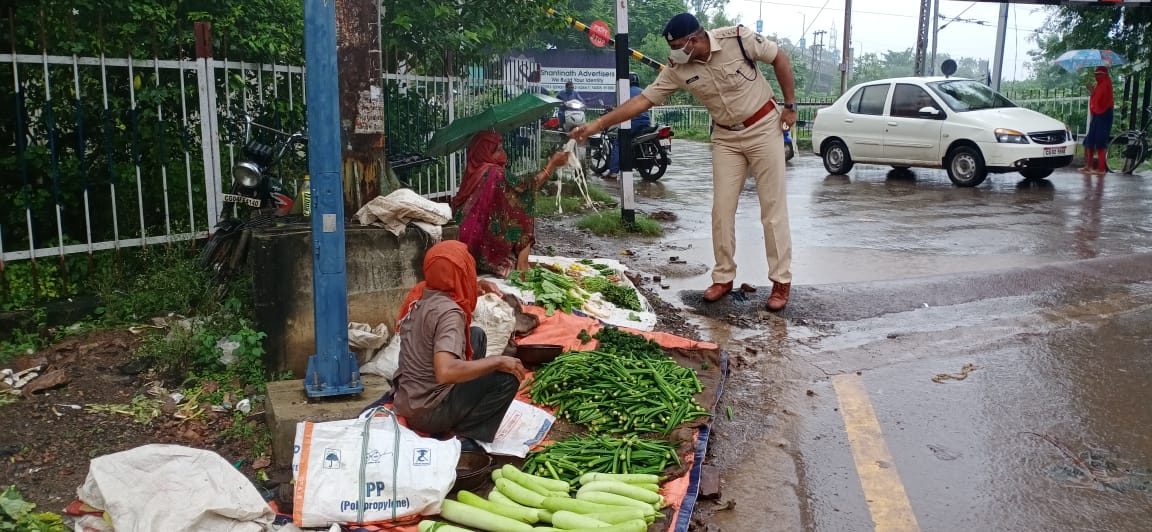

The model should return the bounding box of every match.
[709,109,792,285]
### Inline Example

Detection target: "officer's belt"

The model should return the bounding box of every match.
[715,100,776,132]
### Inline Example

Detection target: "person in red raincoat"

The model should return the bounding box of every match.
[451,131,569,278]
[1081,66,1114,176]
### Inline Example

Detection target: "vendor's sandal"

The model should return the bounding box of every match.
[1077,167,1093,174]
[605,173,619,180]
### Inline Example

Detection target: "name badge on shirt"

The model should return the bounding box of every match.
[686,75,700,85]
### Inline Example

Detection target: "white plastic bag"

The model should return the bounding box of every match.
[353,189,451,238]
[477,400,555,458]
[472,293,515,359]
[349,322,390,351]
[360,334,401,380]
[291,409,460,528]
[76,444,274,532]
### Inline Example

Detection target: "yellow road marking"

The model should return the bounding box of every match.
[832,374,922,532]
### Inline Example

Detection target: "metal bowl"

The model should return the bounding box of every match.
[515,344,564,367]
[454,451,494,492]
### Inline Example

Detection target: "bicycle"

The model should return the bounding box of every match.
[1106,107,1151,175]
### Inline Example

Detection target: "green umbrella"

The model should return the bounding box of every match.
[426,92,561,157]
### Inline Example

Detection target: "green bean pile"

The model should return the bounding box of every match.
[523,435,679,485]
[528,350,709,435]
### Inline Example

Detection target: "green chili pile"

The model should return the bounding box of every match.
[528,351,709,435]
[523,435,679,485]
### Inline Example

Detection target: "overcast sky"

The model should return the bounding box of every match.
[727,0,1053,81]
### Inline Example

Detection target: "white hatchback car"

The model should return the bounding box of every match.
[812,77,1076,187]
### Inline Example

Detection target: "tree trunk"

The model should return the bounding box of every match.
[335,0,400,217]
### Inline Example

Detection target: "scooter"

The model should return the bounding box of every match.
[587,124,675,181]
[543,99,588,133]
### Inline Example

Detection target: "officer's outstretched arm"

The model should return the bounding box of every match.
[569,95,655,141]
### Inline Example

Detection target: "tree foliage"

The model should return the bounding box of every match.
[382,0,564,76]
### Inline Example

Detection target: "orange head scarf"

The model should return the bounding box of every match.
[397,240,480,360]
[451,131,507,211]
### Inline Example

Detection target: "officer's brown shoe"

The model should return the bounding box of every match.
[702,282,733,302]
[766,282,791,311]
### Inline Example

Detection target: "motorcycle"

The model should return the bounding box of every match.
[784,125,794,162]
[587,123,675,181]
[543,99,588,133]
[224,114,307,215]
[199,115,307,294]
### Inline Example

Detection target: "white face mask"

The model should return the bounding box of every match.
[668,39,695,65]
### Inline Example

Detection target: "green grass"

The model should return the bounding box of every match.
[576,211,663,237]
[675,128,711,142]
[534,183,616,218]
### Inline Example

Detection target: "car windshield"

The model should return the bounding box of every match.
[927,80,1016,112]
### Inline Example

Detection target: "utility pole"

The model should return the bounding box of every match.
[615,0,634,226]
[929,0,940,75]
[841,0,851,94]
[302,0,363,398]
[912,0,931,76]
[811,30,826,93]
[990,3,1009,91]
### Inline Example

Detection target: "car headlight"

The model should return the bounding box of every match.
[994,128,1029,144]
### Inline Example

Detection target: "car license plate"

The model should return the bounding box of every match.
[1044,146,1067,156]
[660,139,671,148]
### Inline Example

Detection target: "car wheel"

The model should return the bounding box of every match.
[823,140,854,175]
[946,146,988,187]
[1019,168,1054,180]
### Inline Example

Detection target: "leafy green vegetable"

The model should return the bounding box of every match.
[1,486,65,532]
[510,266,588,316]
[579,276,643,312]
[594,327,665,360]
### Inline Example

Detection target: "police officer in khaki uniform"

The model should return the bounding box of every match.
[570,13,798,311]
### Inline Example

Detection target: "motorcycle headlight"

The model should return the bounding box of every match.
[994,128,1029,144]
[232,161,263,188]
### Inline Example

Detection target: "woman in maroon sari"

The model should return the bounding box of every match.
[451,131,568,278]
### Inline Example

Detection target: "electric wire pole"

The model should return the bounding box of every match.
[912,0,931,76]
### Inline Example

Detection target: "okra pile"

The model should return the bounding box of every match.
[523,435,679,485]
[528,350,709,435]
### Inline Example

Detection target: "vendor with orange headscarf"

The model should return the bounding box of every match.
[392,241,526,443]
[453,130,569,278]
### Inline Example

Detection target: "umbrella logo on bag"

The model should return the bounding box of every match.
[324,449,342,469]
[413,448,432,466]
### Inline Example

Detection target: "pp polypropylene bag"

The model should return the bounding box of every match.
[292,408,460,527]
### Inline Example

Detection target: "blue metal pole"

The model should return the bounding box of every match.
[303,0,363,397]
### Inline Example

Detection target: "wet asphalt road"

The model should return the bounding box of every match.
[589,140,1152,531]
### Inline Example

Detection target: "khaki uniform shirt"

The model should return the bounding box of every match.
[641,26,780,127]
[393,290,468,419]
